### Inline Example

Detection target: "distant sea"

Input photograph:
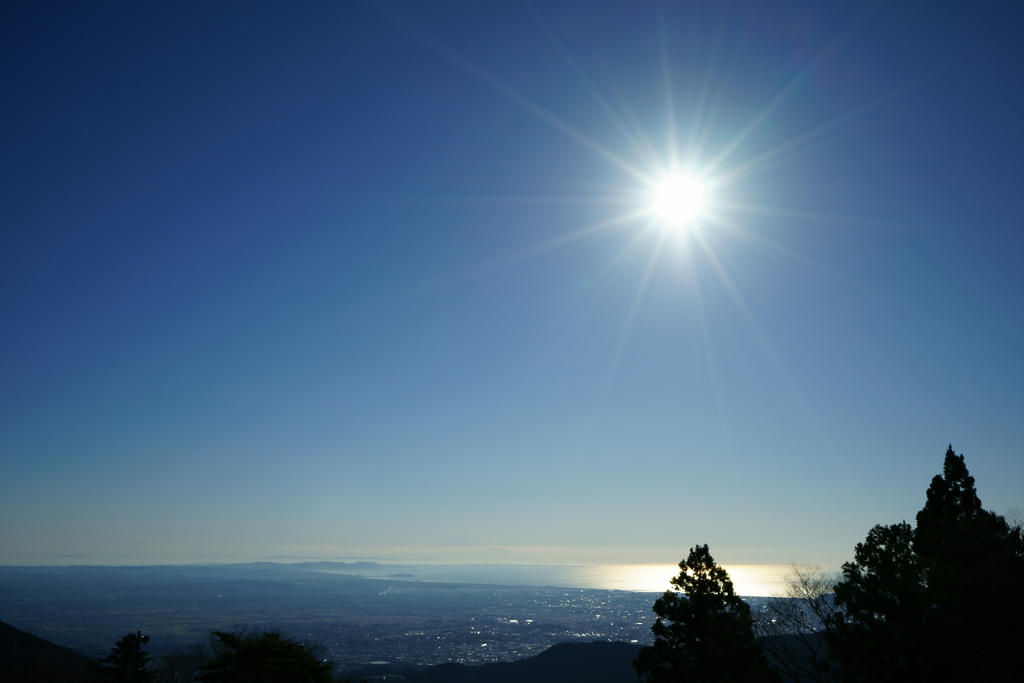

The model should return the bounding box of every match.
[310,563,791,596]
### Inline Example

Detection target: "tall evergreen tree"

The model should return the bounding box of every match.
[90,632,156,683]
[829,522,928,681]
[913,446,1024,681]
[634,544,779,683]
[830,446,1024,682]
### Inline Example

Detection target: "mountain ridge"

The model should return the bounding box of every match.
[0,619,92,681]
[345,641,644,683]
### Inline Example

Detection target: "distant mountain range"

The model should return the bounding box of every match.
[238,561,384,573]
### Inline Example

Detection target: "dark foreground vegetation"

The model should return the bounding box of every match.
[2,446,1021,682]
[635,445,1024,682]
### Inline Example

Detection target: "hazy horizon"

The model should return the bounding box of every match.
[0,559,801,597]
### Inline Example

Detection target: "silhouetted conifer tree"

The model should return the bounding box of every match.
[830,445,1024,682]
[634,544,779,683]
[196,629,333,683]
[829,522,929,680]
[90,632,156,682]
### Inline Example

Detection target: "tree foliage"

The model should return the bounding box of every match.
[634,544,779,683]
[829,522,929,680]
[829,445,1024,682]
[90,632,156,683]
[196,629,333,683]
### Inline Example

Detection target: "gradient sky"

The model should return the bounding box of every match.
[2,1,1023,571]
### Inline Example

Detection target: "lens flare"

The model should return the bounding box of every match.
[654,176,704,226]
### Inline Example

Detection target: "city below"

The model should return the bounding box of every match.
[0,561,772,670]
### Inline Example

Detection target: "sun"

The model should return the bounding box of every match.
[653,175,704,227]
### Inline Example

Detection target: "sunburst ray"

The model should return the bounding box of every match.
[381,6,656,185]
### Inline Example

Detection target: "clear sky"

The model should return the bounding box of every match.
[2,1,1022,572]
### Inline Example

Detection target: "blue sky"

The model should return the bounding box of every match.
[2,1,1022,571]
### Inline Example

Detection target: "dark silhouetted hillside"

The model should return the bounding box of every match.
[0,619,92,682]
[348,641,643,683]
[492,641,641,683]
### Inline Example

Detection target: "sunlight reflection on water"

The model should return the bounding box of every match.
[355,563,789,596]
